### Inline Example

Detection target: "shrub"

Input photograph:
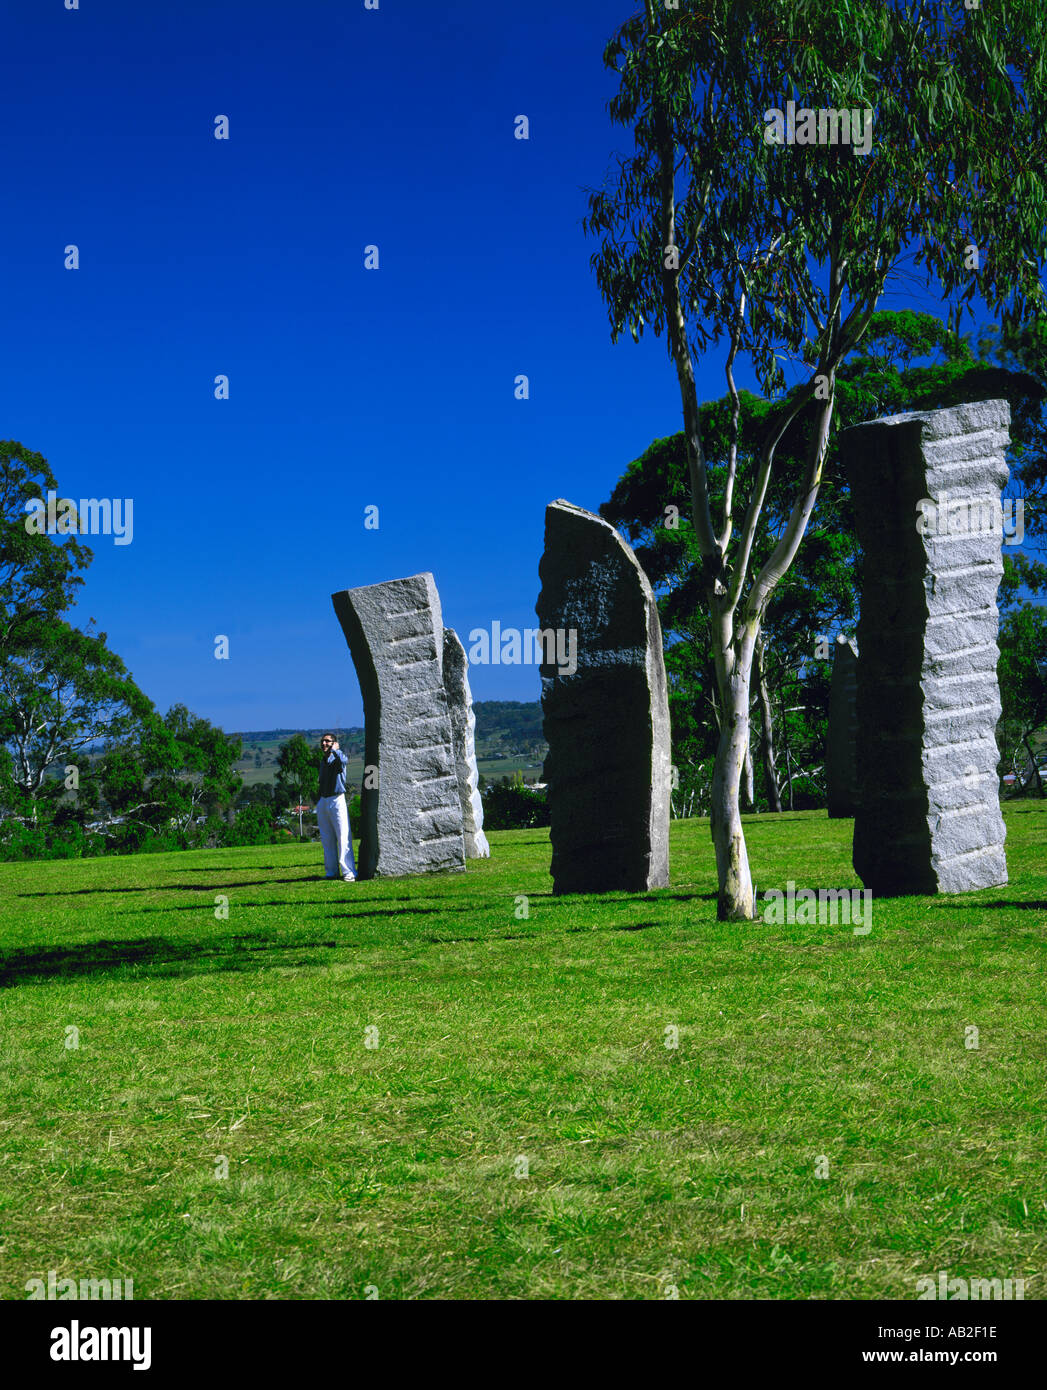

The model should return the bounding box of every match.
[0,817,106,862]
[0,819,49,861]
[482,783,550,830]
[226,804,282,847]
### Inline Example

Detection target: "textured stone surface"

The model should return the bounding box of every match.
[826,636,859,818]
[536,499,671,894]
[331,573,465,878]
[442,626,490,859]
[842,400,1009,894]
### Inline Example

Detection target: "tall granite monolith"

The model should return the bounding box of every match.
[842,400,1010,894]
[826,635,859,819]
[331,573,465,878]
[536,499,671,894]
[442,626,490,859]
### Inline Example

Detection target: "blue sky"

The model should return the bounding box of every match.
[2,0,966,731]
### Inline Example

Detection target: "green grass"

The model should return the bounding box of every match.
[1,807,1045,1300]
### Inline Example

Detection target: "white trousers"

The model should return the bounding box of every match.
[317,794,355,878]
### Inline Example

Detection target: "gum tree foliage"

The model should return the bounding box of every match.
[275,733,321,811]
[977,316,1047,519]
[602,311,1045,814]
[0,439,252,849]
[237,781,277,810]
[0,440,147,822]
[996,555,1047,792]
[997,603,1047,794]
[584,0,1047,918]
[0,441,92,656]
[0,619,151,812]
[602,391,856,815]
[97,704,243,843]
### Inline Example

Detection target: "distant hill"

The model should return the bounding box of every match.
[472,701,545,757]
[232,702,546,776]
[233,727,365,752]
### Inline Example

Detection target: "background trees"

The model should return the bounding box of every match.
[601,311,1047,818]
[96,705,244,847]
[586,1,1047,916]
[0,441,270,858]
[0,441,91,657]
[274,733,319,813]
[0,621,150,811]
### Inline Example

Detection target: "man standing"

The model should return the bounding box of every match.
[317,734,356,882]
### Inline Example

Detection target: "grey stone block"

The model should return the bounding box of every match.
[826,635,859,818]
[536,499,671,894]
[442,626,490,859]
[842,399,1009,894]
[331,573,466,878]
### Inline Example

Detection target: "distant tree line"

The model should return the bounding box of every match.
[0,442,313,860]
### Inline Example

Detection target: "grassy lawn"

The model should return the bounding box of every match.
[1,807,1044,1301]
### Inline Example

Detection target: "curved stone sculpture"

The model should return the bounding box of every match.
[443,626,490,859]
[536,499,671,894]
[331,573,465,878]
[842,400,1009,895]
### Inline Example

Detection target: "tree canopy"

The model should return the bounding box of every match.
[585,0,1047,917]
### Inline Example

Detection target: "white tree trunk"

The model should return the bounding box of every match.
[742,739,754,809]
[756,638,782,813]
[710,643,756,919]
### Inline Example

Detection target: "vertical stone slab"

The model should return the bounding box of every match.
[842,400,1009,894]
[442,626,490,859]
[536,499,671,894]
[826,635,859,819]
[331,573,465,878]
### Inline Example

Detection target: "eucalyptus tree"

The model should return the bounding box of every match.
[585,0,1047,918]
[0,441,92,656]
[0,619,150,812]
[601,310,1044,820]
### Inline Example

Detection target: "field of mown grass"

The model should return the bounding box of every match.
[1,807,1044,1300]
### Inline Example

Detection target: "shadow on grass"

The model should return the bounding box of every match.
[416,919,662,947]
[0,907,675,986]
[17,877,322,897]
[17,883,713,915]
[15,864,509,900]
[932,899,1047,911]
[521,890,714,904]
[0,933,346,986]
[125,900,452,916]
